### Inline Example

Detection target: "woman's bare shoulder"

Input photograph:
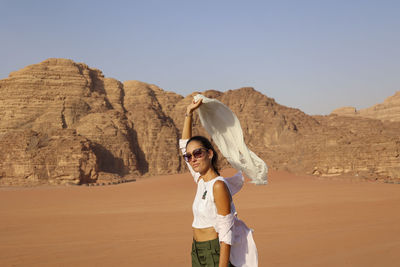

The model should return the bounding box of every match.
[213,180,229,195]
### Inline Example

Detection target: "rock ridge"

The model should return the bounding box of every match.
[331,91,400,122]
[1,58,399,186]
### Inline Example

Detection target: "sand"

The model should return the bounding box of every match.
[1,169,399,267]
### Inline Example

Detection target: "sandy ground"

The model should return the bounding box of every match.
[1,169,399,267]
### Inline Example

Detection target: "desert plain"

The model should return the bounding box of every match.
[1,168,399,267]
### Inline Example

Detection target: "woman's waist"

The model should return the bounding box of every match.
[192,226,218,242]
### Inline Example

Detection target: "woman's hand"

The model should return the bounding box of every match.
[186,98,203,115]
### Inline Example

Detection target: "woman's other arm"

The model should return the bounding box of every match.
[213,181,232,267]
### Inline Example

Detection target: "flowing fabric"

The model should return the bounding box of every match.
[216,211,258,267]
[229,216,258,267]
[193,94,268,185]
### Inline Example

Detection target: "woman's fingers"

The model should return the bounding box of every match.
[188,98,203,113]
[194,98,203,107]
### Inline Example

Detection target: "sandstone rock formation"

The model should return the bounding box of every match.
[331,106,357,116]
[123,80,182,175]
[1,59,143,185]
[1,58,399,186]
[0,129,97,185]
[175,89,400,182]
[308,115,400,181]
[331,91,400,122]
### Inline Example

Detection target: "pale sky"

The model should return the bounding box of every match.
[1,0,399,115]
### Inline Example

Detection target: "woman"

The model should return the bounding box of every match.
[180,98,257,267]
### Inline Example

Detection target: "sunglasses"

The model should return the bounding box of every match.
[183,148,208,162]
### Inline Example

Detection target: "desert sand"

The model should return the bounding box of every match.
[1,169,399,267]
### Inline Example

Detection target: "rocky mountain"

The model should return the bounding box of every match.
[331,91,400,122]
[0,58,399,186]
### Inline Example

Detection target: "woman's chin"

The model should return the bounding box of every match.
[192,165,202,173]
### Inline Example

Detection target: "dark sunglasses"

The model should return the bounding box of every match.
[183,148,208,162]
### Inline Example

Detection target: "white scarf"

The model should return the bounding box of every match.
[193,94,268,185]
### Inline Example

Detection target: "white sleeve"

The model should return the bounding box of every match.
[179,139,200,183]
[215,213,234,245]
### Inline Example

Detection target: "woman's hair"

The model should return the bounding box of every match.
[186,135,220,176]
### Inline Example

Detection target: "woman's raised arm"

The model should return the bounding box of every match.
[182,98,202,139]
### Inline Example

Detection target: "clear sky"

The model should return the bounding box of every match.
[1,0,399,115]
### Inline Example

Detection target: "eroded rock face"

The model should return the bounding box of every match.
[306,116,400,181]
[0,58,399,186]
[75,110,139,176]
[331,91,400,122]
[0,130,98,186]
[0,58,141,184]
[123,80,182,176]
[331,106,357,116]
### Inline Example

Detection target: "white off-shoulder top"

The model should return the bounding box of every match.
[191,175,236,228]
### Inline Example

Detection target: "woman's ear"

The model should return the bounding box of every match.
[208,149,214,159]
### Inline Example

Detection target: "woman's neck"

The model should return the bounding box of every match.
[200,168,218,182]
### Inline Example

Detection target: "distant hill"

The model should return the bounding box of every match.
[0,58,399,186]
[331,91,400,122]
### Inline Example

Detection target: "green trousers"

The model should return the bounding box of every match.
[191,238,235,267]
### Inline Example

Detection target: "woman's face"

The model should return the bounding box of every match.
[186,140,213,175]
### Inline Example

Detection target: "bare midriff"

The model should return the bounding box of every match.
[193,227,219,241]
